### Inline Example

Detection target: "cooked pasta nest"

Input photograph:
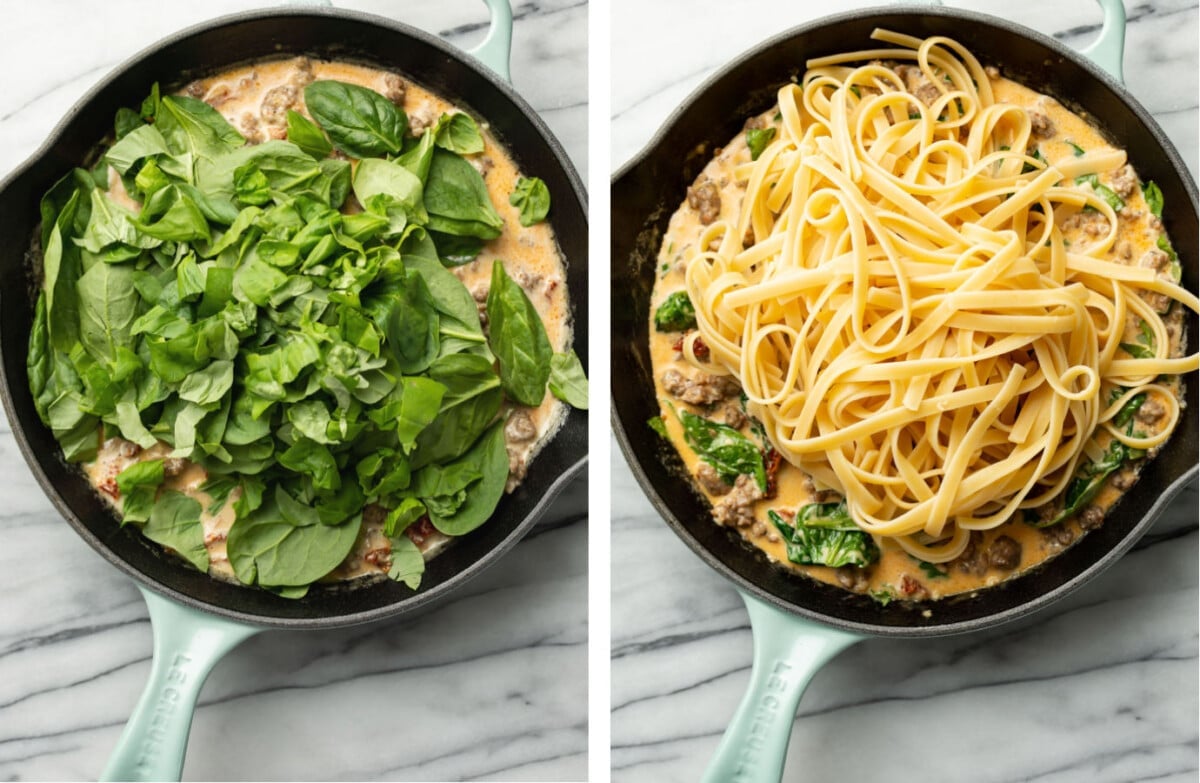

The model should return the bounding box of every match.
[682,30,1199,562]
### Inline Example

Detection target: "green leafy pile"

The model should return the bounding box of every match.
[28,79,585,596]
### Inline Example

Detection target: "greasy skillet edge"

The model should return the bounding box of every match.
[611,5,1198,638]
[0,7,589,630]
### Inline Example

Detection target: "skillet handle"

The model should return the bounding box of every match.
[466,0,514,83]
[100,587,259,782]
[700,591,861,783]
[1078,0,1127,84]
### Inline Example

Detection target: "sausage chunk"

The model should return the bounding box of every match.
[1078,504,1105,531]
[722,401,748,430]
[686,178,721,225]
[712,474,764,528]
[985,535,1022,570]
[381,73,407,106]
[260,84,299,127]
[1062,209,1109,237]
[1027,107,1055,138]
[695,463,731,496]
[1135,397,1166,425]
[661,368,741,405]
[1110,165,1138,199]
[505,410,538,443]
[836,566,869,593]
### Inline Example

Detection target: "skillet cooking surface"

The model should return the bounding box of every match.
[0,8,588,629]
[612,7,1198,637]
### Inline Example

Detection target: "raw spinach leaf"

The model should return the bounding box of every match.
[143,491,209,572]
[286,109,333,159]
[353,158,427,223]
[434,112,485,154]
[384,497,426,536]
[77,261,138,366]
[227,487,363,588]
[425,420,508,535]
[423,149,503,239]
[304,80,406,159]
[387,535,425,588]
[155,94,244,160]
[509,176,550,227]
[486,261,552,406]
[548,350,588,409]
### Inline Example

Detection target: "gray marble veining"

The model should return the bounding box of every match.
[611,1,1198,781]
[0,1,587,780]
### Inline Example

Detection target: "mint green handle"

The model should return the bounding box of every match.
[1079,0,1127,84]
[701,591,860,783]
[100,587,260,782]
[466,0,514,83]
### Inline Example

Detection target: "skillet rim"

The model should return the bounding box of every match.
[0,5,589,630]
[611,3,1199,638]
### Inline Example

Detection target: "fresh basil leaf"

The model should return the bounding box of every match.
[509,175,550,227]
[304,80,407,159]
[486,261,552,406]
[143,491,209,572]
[548,350,588,409]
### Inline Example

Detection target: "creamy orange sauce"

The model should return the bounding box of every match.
[650,71,1185,602]
[86,57,572,587]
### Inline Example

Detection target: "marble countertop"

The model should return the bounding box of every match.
[611,1,1198,781]
[0,1,587,781]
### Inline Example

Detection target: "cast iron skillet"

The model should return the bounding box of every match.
[612,2,1196,781]
[0,3,586,780]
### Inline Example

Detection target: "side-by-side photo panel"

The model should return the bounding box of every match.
[612,1,1197,781]
[0,1,587,780]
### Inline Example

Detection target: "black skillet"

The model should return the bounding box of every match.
[0,3,587,780]
[611,2,1197,780]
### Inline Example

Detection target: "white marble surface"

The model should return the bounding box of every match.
[0,1,587,781]
[611,1,1199,781]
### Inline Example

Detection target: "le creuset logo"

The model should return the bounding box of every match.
[731,659,791,782]
[134,653,192,774]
